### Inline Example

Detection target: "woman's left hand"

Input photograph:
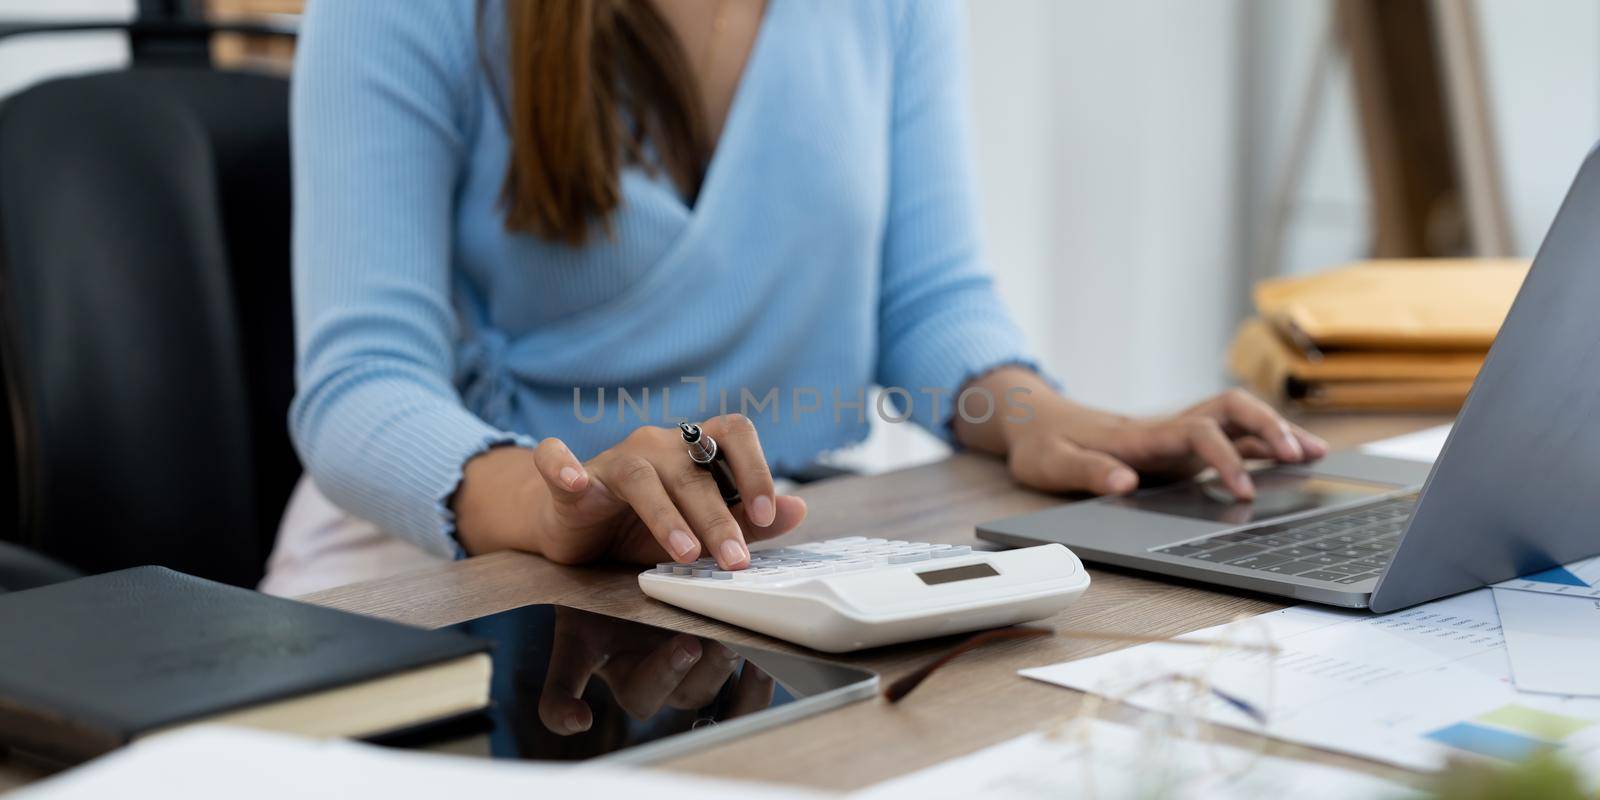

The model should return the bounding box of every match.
[955,369,1327,500]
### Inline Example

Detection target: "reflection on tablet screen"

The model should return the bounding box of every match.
[374,604,875,762]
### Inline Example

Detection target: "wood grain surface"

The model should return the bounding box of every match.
[0,412,1447,793]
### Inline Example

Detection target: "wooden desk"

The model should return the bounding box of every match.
[0,412,1447,793]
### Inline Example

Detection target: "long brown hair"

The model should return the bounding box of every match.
[484,0,711,245]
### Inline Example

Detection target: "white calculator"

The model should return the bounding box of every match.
[638,537,1090,652]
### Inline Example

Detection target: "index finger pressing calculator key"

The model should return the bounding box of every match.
[638,537,1090,652]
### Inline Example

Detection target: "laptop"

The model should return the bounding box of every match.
[979,143,1600,613]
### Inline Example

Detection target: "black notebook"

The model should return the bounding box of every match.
[0,566,490,765]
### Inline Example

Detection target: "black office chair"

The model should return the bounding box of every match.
[0,11,299,588]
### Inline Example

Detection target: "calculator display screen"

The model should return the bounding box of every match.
[915,562,999,585]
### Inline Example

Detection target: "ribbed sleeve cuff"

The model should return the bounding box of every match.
[304,397,537,559]
[431,430,540,560]
[878,305,1052,443]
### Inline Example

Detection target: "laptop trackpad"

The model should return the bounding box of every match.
[1107,469,1394,527]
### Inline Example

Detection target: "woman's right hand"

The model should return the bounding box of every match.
[456,414,807,569]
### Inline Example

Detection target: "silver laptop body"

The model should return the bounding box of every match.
[979,143,1600,612]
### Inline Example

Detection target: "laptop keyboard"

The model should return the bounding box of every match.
[1152,495,1417,585]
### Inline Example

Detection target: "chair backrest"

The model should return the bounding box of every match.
[0,68,298,587]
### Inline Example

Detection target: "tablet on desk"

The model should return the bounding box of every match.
[374,604,877,764]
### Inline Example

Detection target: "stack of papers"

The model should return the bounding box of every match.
[1009,426,1600,782]
[1361,425,1600,698]
[1493,556,1600,697]
[1020,587,1600,776]
[1357,423,1452,463]
[854,718,1407,800]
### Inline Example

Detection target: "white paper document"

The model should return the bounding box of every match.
[1494,554,1600,601]
[1494,587,1600,697]
[1358,423,1453,463]
[12,726,824,800]
[852,719,1407,800]
[1020,588,1600,773]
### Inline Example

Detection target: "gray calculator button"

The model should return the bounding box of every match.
[888,552,931,564]
[655,563,676,573]
[710,571,734,580]
[691,568,715,577]
[672,565,694,575]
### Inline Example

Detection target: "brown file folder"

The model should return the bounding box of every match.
[1231,259,1528,411]
[1252,258,1528,351]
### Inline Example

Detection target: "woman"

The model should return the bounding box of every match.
[264,0,1325,598]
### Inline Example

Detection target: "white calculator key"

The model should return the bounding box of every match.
[887,552,930,564]
[931,545,971,558]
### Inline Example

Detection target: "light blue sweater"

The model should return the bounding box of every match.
[290,0,1036,556]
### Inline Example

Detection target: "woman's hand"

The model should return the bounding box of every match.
[454,414,806,569]
[954,368,1327,500]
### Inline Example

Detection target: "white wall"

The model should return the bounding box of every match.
[0,0,131,99]
[1237,0,1600,276]
[963,0,1600,417]
[839,0,1251,474]
[967,0,1246,416]
[1237,0,1372,279]
[1477,0,1600,251]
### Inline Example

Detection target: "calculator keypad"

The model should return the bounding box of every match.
[650,536,974,584]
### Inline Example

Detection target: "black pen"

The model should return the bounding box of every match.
[679,422,741,506]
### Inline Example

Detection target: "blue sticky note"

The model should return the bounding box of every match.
[1425,722,1548,761]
